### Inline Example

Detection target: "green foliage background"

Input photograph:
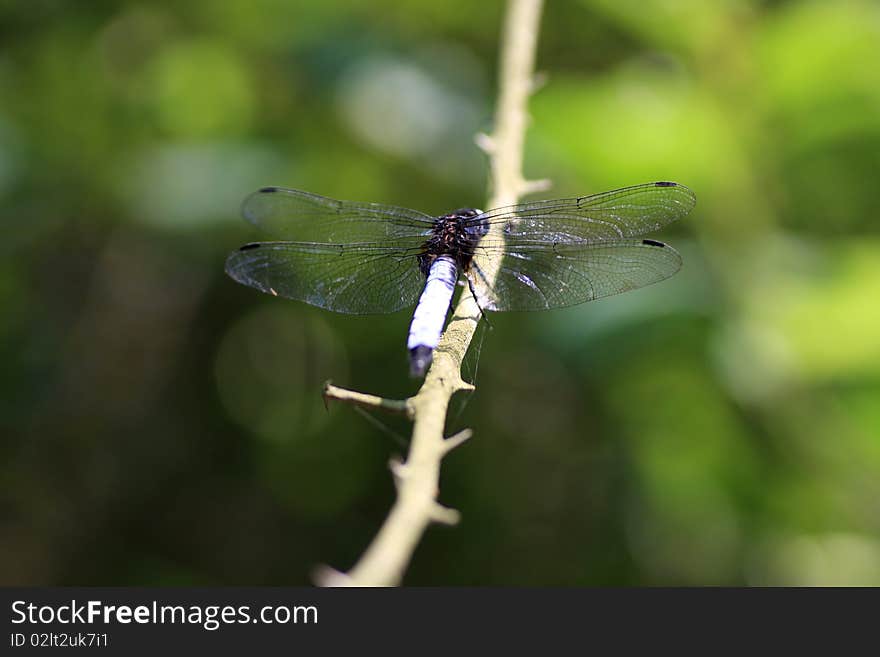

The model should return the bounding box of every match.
[2,0,879,585]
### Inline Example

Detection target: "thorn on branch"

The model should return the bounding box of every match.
[457,380,476,393]
[432,365,475,394]
[531,177,553,192]
[389,457,408,488]
[475,132,496,155]
[441,428,473,455]
[521,178,552,195]
[312,565,355,587]
[430,504,461,526]
[530,70,548,94]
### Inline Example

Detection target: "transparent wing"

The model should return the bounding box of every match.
[468,182,695,243]
[225,242,426,314]
[468,239,682,312]
[241,186,435,243]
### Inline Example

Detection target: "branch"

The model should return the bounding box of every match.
[316,0,545,587]
[323,381,413,418]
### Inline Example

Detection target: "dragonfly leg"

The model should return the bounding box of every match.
[465,272,492,327]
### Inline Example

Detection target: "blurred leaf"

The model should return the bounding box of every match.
[147,39,255,138]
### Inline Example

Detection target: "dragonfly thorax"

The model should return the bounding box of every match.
[418,208,486,277]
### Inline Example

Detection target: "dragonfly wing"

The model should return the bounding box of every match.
[242,187,435,243]
[468,239,682,311]
[225,241,426,314]
[471,182,695,243]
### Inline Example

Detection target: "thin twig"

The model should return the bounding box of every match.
[316,0,545,587]
[323,382,412,417]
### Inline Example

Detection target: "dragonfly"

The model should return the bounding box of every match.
[225,181,696,377]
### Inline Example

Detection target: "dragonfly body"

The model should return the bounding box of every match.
[406,207,486,376]
[407,255,458,376]
[226,182,695,377]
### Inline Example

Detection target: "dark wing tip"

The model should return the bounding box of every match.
[238,242,262,251]
[642,239,666,247]
[655,181,697,213]
[258,186,279,193]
